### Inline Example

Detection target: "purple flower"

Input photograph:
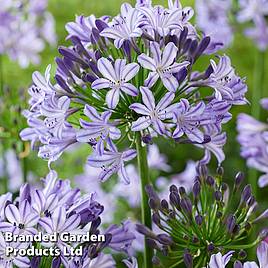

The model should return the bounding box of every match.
[208,251,234,268]
[100,3,143,48]
[0,200,39,235]
[92,58,140,108]
[172,99,206,142]
[77,105,121,155]
[39,207,80,248]
[137,42,189,92]
[139,5,193,37]
[130,86,177,135]
[105,220,136,254]
[41,95,71,139]
[261,98,268,110]
[195,0,233,48]
[87,146,137,183]
[196,126,227,165]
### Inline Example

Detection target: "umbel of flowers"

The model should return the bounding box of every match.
[20,0,248,266]
[137,165,268,268]
[0,170,135,267]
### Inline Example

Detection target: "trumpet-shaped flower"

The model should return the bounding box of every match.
[138,42,189,92]
[92,58,140,108]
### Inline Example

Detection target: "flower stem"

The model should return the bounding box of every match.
[136,133,153,268]
[249,49,265,195]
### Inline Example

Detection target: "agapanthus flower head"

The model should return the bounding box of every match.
[21,0,247,183]
[0,170,135,267]
[237,98,268,187]
[137,165,268,267]
[0,0,57,67]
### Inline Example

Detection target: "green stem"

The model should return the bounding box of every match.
[136,133,153,268]
[249,50,265,196]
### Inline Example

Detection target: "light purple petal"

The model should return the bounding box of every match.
[129,103,150,115]
[161,42,178,68]
[144,72,159,88]
[97,58,116,81]
[5,204,20,224]
[156,92,175,111]
[162,75,178,92]
[106,88,120,109]
[140,86,155,110]
[131,116,151,131]
[52,207,66,231]
[122,63,140,81]
[137,54,156,71]
[92,78,111,90]
[121,83,138,96]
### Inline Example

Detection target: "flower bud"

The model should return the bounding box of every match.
[234,261,243,268]
[206,176,215,186]
[238,249,247,259]
[195,214,203,225]
[169,191,180,208]
[142,134,152,144]
[170,184,178,193]
[160,199,169,211]
[235,172,244,188]
[241,185,252,204]
[214,191,222,201]
[152,212,161,226]
[226,215,236,233]
[157,234,173,245]
[207,243,215,252]
[193,181,201,199]
[216,166,224,177]
[183,250,193,268]
[152,256,161,266]
[181,197,192,215]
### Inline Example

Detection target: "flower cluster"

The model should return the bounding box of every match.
[137,165,268,267]
[195,0,233,50]
[20,0,247,183]
[237,0,268,50]
[0,0,56,67]
[237,98,268,187]
[0,170,135,267]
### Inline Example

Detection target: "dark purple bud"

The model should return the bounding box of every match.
[55,74,72,93]
[52,257,61,268]
[204,64,213,79]
[181,197,192,215]
[182,39,192,54]
[149,198,158,210]
[216,166,224,176]
[183,250,193,268]
[91,28,100,44]
[136,224,154,237]
[170,184,178,193]
[84,73,97,83]
[179,27,188,49]
[90,217,101,233]
[175,67,188,84]
[152,256,161,266]
[88,61,99,75]
[99,233,112,250]
[58,47,88,69]
[179,186,186,195]
[161,246,168,256]
[226,215,236,233]
[31,256,41,268]
[247,196,255,207]
[169,210,176,219]
[160,199,169,211]
[169,191,180,208]
[214,191,222,201]
[221,183,228,192]
[206,176,215,186]
[122,40,131,62]
[194,36,210,61]
[197,164,208,178]
[55,57,73,79]
[193,181,201,199]
[95,19,108,32]
[207,243,215,252]
[188,40,198,57]
[241,185,252,203]
[245,222,251,231]
[183,234,189,241]
[235,172,244,187]
[238,249,247,259]
[152,212,161,226]
[157,234,173,245]
[234,261,243,268]
[142,134,152,144]
[195,214,203,225]
[146,238,158,250]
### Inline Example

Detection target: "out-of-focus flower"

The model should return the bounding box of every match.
[208,251,234,268]
[237,99,268,187]
[0,0,57,67]
[195,0,233,49]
